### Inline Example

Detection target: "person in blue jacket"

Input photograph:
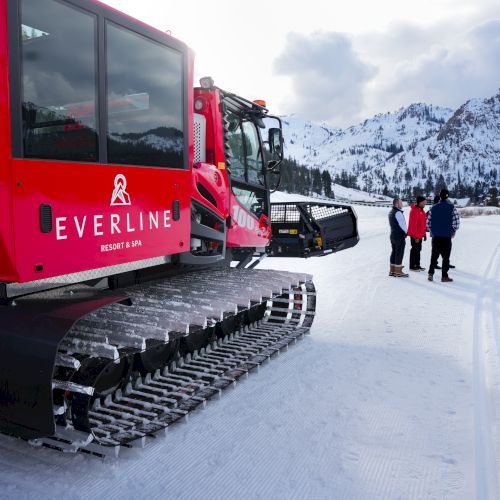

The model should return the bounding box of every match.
[427,189,460,282]
[431,194,455,270]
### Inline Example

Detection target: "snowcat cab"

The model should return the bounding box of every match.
[193,80,284,267]
[193,81,359,265]
[0,0,357,456]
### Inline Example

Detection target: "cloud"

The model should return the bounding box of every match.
[275,12,500,126]
[273,32,376,127]
[360,18,500,116]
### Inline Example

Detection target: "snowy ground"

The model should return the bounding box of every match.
[0,204,499,500]
[280,182,393,204]
[330,183,392,203]
[460,206,500,217]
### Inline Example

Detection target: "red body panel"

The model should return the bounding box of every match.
[10,160,191,282]
[193,89,228,180]
[0,0,16,281]
[192,162,229,220]
[227,195,271,247]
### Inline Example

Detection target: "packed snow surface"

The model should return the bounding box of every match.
[330,183,392,203]
[1,200,499,500]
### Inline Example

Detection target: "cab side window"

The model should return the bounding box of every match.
[225,113,246,179]
[241,121,262,184]
[106,23,185,168]
[225,113,263,184]
[20,0,98,161]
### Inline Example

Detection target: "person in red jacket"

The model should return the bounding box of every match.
[407,195,427,271]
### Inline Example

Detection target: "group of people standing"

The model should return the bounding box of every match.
[388,188,460,282]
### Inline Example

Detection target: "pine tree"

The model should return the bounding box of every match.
[312,168,322,195]
[321,170,333,198]
[488,187,499,207]
[424,174,434,196]
[435,174,446,193]
[412,184,423,199]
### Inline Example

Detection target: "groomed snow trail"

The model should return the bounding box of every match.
[473,241,500,500]
[0,203,499,500]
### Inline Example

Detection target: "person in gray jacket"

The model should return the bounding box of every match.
[388,197,409,277]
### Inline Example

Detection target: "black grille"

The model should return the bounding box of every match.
[196,183,217,208]
[39,204,52,233]
[172,200,180,221]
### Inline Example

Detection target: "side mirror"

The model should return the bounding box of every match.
[268,128,283,158]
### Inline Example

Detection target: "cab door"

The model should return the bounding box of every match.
[224,111,271,248]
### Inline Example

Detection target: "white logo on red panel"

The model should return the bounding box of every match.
[110,174,131,206]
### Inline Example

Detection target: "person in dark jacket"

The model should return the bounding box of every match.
[427,188,460,282]
[388,197,409,277]
[407,195,427,271]
[431,193,456,270]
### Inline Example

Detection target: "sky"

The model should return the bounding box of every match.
[100,0,500,127]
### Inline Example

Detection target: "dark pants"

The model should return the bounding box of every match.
[429,237,452,277]
[410,237,422,269]
[390,237,405,265]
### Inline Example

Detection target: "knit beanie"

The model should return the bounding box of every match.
[416,195,426,205]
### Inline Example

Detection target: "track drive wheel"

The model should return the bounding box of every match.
[70,356,131,433]
[135,339,180,374]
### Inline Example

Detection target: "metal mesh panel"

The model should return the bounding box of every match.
[308,204,349,221]
[193,114,206,163]
[270,204,301,222]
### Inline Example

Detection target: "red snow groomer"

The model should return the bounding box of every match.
[0,0,358,456]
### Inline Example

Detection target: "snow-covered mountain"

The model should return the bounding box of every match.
[282,91,500,197]
[110,126,184,153]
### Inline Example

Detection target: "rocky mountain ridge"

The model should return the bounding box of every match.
[281,91,500,199]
